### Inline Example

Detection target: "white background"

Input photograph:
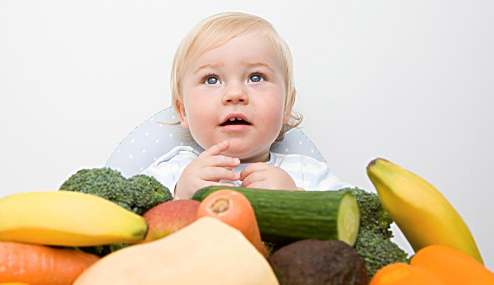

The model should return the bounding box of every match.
[1,1,493,269]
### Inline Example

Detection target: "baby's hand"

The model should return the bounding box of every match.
[240,163,299,190]
[175,140,240,199]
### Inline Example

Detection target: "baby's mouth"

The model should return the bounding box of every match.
[220,117,252,126]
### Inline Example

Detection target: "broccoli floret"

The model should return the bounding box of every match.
[60,167,172,215]
[127,174,172,215]
[59,167,173,257]
[346,188,410,279]
[350,187,394,239]
[354,228,409,278]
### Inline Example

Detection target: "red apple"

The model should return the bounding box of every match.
[142,200,201,242]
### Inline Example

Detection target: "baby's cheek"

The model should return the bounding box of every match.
[263,111,285,130]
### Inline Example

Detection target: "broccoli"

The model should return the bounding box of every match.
[59,167,173,257]
[59,167,172,215]
[350,188,394,239]
[347,188,410,280]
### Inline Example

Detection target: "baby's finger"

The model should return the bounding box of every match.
[199,140,230,158]
[239,162,267,181]
[199,155,240,168]
[240,171,265,188]
[242,182,265,189]
[200,167,240,182]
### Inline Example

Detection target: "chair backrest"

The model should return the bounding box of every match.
[105,107,326,177]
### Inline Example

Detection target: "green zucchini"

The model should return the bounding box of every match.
[191,186,360,246]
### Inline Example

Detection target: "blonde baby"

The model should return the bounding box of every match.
[143,12,351,199]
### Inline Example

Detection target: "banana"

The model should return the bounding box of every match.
[367,158,483,264]
[0,191,147,246]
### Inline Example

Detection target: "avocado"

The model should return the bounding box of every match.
[268,239,368,285]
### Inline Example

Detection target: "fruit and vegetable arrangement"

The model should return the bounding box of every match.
[0,158,493,284]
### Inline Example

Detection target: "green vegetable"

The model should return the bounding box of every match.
[60,168,172,215]
[59,167,173,256]
[191,186,360,246]
[349,188,410,279]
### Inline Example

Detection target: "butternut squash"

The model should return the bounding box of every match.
[74,217,279,285]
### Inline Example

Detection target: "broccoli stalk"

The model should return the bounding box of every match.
[347,188,410,280]
[59,167,173,256]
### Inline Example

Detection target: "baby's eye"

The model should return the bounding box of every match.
[249,73,266,83]
[203,75,221,85]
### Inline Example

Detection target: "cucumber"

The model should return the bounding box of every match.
[191,186,360,246]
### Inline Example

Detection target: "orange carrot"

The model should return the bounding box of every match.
[0,242,99,285]
[411,244,494,285]
[369,263,447,285]
[197,189,269,257]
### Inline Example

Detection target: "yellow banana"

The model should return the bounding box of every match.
[367,158,483,264]
[0,191,147,246]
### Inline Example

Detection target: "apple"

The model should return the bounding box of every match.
[142,199,201,242]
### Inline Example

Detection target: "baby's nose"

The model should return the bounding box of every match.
[222,85,249,104]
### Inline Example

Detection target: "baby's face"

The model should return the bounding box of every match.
[179,32,289,163]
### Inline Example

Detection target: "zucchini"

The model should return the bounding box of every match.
[191,186,360,246]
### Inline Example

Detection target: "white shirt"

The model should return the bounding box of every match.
[142,146,352,197]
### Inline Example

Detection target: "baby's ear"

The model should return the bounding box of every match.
[174,100,189,129]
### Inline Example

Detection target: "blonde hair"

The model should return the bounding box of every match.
[171,12,302,142]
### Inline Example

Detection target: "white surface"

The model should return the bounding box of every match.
[1,1,492,269]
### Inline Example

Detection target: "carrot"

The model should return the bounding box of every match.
[411,244,494,285]
[0,242,99,285]
[369,263,447,285]
[197,189,269,257]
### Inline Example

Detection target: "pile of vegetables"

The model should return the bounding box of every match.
[0,161,493,285]
[191,186,409,279]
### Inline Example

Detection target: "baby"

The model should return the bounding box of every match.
[143,12,351,199]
